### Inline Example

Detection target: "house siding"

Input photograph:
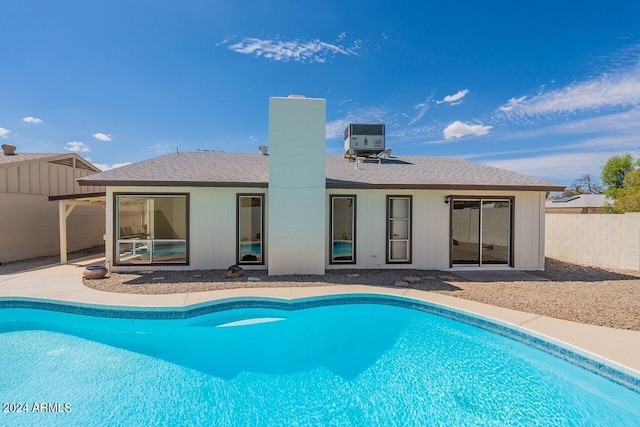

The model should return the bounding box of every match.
[0,192,104,263]
[106,186,545,272]
[326,188,545,270]
[0,159,105,263]
[107,186,268,272]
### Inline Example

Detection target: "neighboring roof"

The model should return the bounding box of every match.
[546,194,610,209]
[0,152,64,165]
[78,151,565,191]
[0,152,100,172]
[48,191,106,202]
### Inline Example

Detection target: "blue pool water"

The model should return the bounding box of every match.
[240,242,261,253]
[1,302,639,426]
[333,241,353,255]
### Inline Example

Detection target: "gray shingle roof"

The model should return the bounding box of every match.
[78,151,564,191]
[0,152,101,173]
[0,152,65,165]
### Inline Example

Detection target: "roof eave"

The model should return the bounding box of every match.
[326,182,565,192]
[79,178,563,192]
[78,179,269,188]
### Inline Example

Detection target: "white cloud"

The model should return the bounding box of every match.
[92,162,132,171]
[409,94,434,126]
[498,96,526,112]
[0,127,10,138]
[499,64,640,117]
[149,142,178,155]
[92,132,112,141]
[388,125,437,140]
[482,152,623,181]
[65,141,90,152]
[22,117,43,124]
[436,89,469,105]
[326,107,386,139]
[224,36,360,63]
[443,121,492,139]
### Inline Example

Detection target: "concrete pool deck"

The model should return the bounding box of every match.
[1,256,639,378]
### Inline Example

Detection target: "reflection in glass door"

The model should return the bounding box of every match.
[481,201,511,265]
[451,200,480,264]
[451,198,511,266]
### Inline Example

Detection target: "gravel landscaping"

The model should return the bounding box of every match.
[82,258,640,331]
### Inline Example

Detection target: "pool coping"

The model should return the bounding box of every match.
[1,292,639,394]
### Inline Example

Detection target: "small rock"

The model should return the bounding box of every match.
[393,281,409,287]
[193,274,202,278]
[152,277,165,281]
[247,277,261,281]
[403,276,421,284]
[346,274,359,277]
[225,265,244,279]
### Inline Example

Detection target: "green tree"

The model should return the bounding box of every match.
[601,154,636,199]
[614,170,640,212]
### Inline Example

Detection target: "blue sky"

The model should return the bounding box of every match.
[1,1,639,185]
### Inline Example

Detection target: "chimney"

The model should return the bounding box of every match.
[268,95,326,275]
[2,144,16,156]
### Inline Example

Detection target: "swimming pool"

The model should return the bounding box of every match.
[1,297,639,426]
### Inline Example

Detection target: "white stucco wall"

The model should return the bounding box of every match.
[107,186,268,272]
[267,96,326,275]
[325,189,546,270]
[106,186,546,272]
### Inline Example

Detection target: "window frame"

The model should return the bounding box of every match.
[113,192,190,266]
[236,193,266,266]
[386,195,413,264]
[329,194,357,265]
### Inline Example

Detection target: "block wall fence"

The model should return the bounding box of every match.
[545,213,640,270]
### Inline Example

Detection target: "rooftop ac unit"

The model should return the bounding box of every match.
[344,124,385,161]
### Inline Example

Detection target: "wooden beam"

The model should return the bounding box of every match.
[59,201,68,264]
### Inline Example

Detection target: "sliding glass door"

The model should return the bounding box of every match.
[451,200,481,265]
[481,200,511,265]
[451,198,512,267]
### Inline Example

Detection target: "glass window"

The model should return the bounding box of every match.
[115,194,188,264]
[237,195,264,264]
[387,196,411,263]
[331,196,356,263]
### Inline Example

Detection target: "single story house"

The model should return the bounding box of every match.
[0,144,105,264]
[78,96,564,274]
[545,194,610,214]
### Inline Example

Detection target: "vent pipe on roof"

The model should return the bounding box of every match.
[258,145,269,155]
[2,144,16,156]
